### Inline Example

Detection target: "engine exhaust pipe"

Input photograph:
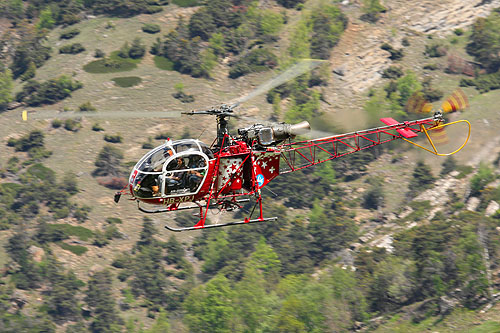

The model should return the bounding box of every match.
[272,121,311,141]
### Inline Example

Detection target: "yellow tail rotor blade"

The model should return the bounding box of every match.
[441,88,469,113]
[406,92,433,114]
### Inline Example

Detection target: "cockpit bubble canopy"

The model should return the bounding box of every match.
[134,139,213,174]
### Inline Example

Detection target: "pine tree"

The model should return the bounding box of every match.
[85,270,122,333]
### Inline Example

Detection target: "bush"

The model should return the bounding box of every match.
[94,145,124,177]
[60,28,80,40]
[423,63,439,70]
[59,43,85,54]
[382,66,403,79]
[16,76,83,106]
[360,0,387,23]
[381,43,404,60]
[97,177,128,189]
[78,101,96,111]
[64,119,81,132]
[104,134,123,143]
[89,124,102,133]
[229,48,278,79]
[277,0,305,8]
[94,49,105,58]
[142,23,161,34]
[424,43,447,57]
[51,119,62,128]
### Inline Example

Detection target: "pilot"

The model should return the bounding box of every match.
[166,157,186,190]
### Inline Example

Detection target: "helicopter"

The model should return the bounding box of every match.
[22,60,471,232]
[109,64,471,232]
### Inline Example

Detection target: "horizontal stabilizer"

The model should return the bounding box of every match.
[380,117,418,138]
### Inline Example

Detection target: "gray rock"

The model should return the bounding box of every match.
[485,200,500,217]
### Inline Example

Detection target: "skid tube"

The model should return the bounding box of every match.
[137,198,251,214]
[164,216,278,232]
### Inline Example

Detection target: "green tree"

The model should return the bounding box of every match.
[467,11,500,72]
[184,274,234,333]
[407,161,435,198]
[93,145,124,177]
[470,163,495,197]
[0,68,13,111]
[129,38,146,59]
[44,257,82,321]
[144,309,170,332]
[37,7,55,30]
[361,0,387,23]
[86,270,122,333]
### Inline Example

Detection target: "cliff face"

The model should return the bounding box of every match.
[326,0,500,101]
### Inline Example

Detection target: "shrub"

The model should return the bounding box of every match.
[360,0,387,23]
[424,43,447,57]
[381,43,404,60]
[142,23,161,34]
[60,28,80,40]
[94,145,124,177]
[94,49,105,58]
[382,66,403,79]
[16,76,82,106]
[423,63,438,70]
[459,78,475,88]
[59,43,85,54]
[172,0,200,7]
[454,28,464,36]
[229,48,278,79]
[106,217,123,224]
[51,119,62,128]
[92,123,104,131]
[104,134,123,143]
[97,177,128,189]
[78,101,96,111]
[64,119,81,132]
[129,38,146,59]
[277,0,305,8]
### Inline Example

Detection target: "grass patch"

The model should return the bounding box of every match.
[456,165,474,179]
[83,58,137,73]
[154,55,175,70]
[470,321,500,333]
[112,76,142,87]
[83,52,140,74]
[59,242,88,256]
[172,0,201,7]
[49,223,93,241]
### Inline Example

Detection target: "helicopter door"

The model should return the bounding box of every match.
[159,153,208,197]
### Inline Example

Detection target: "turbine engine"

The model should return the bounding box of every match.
[238,121,311,146]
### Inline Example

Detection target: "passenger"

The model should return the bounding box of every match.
[187,158,206,191]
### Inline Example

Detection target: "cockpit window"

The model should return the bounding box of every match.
[131,139,213,199]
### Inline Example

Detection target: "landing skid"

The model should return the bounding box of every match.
[164,216,278,232]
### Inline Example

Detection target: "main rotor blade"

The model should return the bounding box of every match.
[231,59,326,108]
[22,110,182,121]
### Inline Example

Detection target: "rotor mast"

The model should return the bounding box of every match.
[182,104,236,149]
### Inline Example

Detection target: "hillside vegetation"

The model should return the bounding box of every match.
[1,0,500,332]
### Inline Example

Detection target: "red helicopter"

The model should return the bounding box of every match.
[112,62,471,231]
